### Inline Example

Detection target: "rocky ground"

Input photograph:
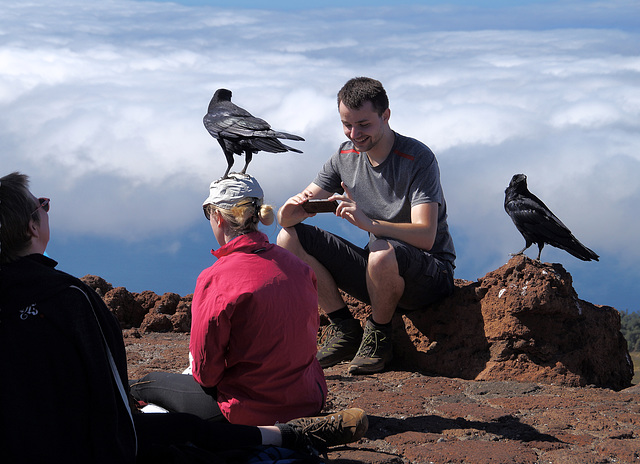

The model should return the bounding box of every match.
[125,332,640,464]
[104,256,634,393]
[104,255,638,462]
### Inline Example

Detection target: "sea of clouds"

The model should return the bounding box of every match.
[1,0,638,310]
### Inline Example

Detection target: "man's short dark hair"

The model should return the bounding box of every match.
[0,172,38,264]
[337,77,389,116]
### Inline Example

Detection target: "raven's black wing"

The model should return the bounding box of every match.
[505,190,598,261]
[204,100,303,142]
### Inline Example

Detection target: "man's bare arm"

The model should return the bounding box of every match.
[334,182,438,251]
[277,183,332,228]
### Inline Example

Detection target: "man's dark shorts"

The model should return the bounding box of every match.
[293,223,455,311]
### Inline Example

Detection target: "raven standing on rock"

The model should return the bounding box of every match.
[203,89,304,179]
[504,173,599,262]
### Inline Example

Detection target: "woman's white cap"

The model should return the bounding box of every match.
[203,173,264,210]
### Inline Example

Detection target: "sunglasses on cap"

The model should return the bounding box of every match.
[32,197,50,215]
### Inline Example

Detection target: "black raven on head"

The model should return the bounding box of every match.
[203,89,304,179]
[504,173,599,262]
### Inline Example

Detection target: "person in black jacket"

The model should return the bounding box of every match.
[0,172,367,463]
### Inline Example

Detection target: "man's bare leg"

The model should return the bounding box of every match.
[348,239,401,374]
[366,239,404,324]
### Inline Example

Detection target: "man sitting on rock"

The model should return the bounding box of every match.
[277,77,456,374]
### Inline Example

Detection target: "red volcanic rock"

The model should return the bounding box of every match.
[172,294,192,332]
[82,276,193,333]
[80,274,113,297]
[138,292,182,333]
[154,292,181,315]
[475,257,631,390]
[87,254,634,390]
[103,287,146,329]
[135,290,161,312]
[140,312,174,333]
[346,255,633,390]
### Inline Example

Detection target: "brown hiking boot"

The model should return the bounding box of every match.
[316,318,363,368]
[286,408,368,453]
[348,318,393,375]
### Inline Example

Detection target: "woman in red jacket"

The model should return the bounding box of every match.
[132,174,328,426]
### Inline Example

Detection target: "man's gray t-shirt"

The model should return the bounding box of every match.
[313,132,456,266]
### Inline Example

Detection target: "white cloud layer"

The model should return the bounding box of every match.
[1,0,639,310]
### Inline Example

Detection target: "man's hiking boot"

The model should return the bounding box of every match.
[316,318,363,368]
[348,318,393,375]
[286,408,368,454]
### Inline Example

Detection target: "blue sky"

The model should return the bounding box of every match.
[2,0,639,313]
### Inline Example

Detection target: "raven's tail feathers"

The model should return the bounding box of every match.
[558,237,599,262]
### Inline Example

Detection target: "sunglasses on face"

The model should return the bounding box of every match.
[203,204,213,221]
[32,197,50,215]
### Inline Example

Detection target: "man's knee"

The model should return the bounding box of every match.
[277,226,297,249]
[367,240,399,276]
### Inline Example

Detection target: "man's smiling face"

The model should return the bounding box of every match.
[339,100,388,153]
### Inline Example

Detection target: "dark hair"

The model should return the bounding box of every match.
[0,172,39,264]
[337,77,389,116]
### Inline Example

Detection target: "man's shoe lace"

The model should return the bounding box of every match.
[355,325,388,359]
[318,323,340,349]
